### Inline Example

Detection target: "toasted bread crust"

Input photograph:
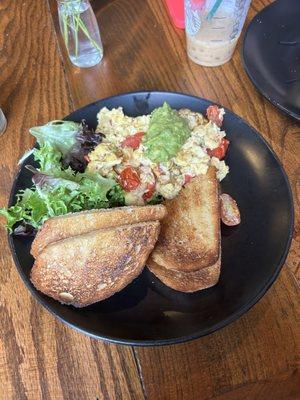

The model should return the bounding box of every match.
[147,256,221,292]
[151,167,220,271]
[31,205,166,258]
[30,221,160,307]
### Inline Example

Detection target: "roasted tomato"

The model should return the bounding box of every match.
[142,183,155,201]
[119,166,140,191]
[207,138,229,160]
[220,194,241,226]
[206,105,224,127]
[121,132,144,149]
[184,174,193,185]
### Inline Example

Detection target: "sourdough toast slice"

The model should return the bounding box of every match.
[150,167,220,271]
[31,204,166,258]
[147,255,221,292]
[31,221,160,307]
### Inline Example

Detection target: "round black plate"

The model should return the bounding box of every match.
[242,0,300,121]
[8,91,294,346]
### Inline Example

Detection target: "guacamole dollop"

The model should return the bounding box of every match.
[143,102,191,163]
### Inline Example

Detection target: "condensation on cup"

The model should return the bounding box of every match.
[185,0,251,67]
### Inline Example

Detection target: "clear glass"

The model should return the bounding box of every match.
[58,0,103,68]
[0,108,7,135]
[185,0,251,67]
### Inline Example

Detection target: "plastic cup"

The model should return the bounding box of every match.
[185,0,251,67]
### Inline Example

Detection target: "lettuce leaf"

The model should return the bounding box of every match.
[147,192,164,205]
[107,184,125,207]
[63,121,103,172]
[33,142,62,173]
[0,172,117,232]
[29,120,80,157]
[30,120,103,172]
[0,189,48,231]
[0,123,121,233]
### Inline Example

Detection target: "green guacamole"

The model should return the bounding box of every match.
[143,102,191,163]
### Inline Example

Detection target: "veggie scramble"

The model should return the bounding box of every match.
[0,102,230,233]
[87,102,229,205]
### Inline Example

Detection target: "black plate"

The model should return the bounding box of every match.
[242,0,300,121]
[8,91,294,346]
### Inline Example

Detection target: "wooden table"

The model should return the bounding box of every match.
[0,0,299,399]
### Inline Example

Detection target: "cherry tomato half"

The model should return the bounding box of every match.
[142,183,155,201]
[184,174,193,185]
[206,105,224,127]
[121,132,144,149]
[119,166,141,192]
[207,138,230,160]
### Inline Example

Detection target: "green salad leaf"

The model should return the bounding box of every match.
[0,189,48,231]
[0,169,117,232]
[29,120,80,157]
[107,185,125,207]
[0,126,122,233]
[33,142,62,173]
[147,192,164,205]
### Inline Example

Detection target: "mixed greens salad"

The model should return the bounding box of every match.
[0,120,126,234]
[0,102,229,235]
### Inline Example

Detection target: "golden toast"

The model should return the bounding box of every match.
[150,167,220,272]
[31,221,160,307]
[31,204,166,258]
[147,255,221,292]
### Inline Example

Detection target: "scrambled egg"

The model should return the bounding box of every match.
[96,107,150,145]
[88,106,229,204]
[88,143,122,176]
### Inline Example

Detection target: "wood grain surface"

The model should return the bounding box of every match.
[0,0,299,399]
[0,1,144,399]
